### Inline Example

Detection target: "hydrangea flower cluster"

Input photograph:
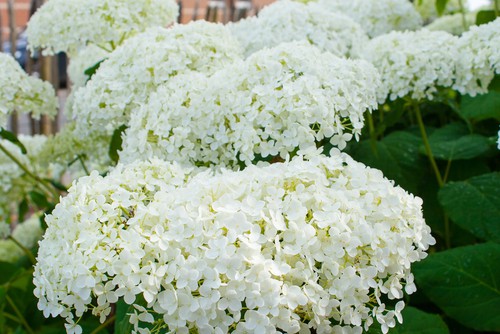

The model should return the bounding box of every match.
[454,17,500,96]
[315,0,423,38]
[33,158,194,329]
[361,29,460,102]
[0,214,43,263]
[70,21,243,135]
[228,0,368,58]
[0,53,58,128]
[34,153,435,334]
[119,42,380,167]
[26,0,179,56]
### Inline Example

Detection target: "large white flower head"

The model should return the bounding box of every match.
[454,17,500,96]
[33,158,195,327]
[120,42,381,167]
[316,0,423,38]
[362,29,460,102]
[228,0,368,58]
[0,53,58,128]
[34,153,434,333]
[70,21,243,135]
[26,0,179,56]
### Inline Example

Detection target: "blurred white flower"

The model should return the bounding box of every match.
[316,0,423,37]
[26,0,179,56]
[425,12,476,35]
[454,17,500,96]
[0,135,49,220]
[67,45,110,89]
[228,0,368,58]
[362,29,460,102]
[0,53,57,128]
[0,214,43,263]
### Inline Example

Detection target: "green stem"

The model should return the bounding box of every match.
[8,235,36,265]
[6,295,34,334]
[0,143,59,201]
[3,312,22,324]
[495,0,499,17]
[443,158,452,184]
[90,315,116,334]
[414,104,444,187]
[444,214,451,249]
[366,111,378,156]
[78,155,90,176]
[457,0,467,30]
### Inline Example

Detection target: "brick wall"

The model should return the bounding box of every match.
[0,0,31,43]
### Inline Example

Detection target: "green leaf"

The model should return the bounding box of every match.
[0,128,27,154]
[438,172,500,242]
[413,243,500,332]
[115,299,134,334]
[390,307,449,333]
[435,0,449,16]
[349,130,425,194]
[84,59,106,82]
[28,191,51,210]
[423,122,490,160]
[460,90,500,121]
[476,10,496,25]
[109,125,127,164]
[0,262,19,284]
[366,306,449,333]
[18,199,29,223]
[45,178,67,192]
[488,74,500,92]
[0,287,6,330]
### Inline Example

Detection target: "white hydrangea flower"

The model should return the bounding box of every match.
[120,42,381,167]
[362,29,460,102]
[454,17,500,96]
[0,214,43,263]
[33,158,195,321]
[316,0,423,38]
[37,122,113,179]
[34,153,435,333]
[425,12,476,35]
[70,21,243,134]
[67,45,110,89]
[0,53,58,128]
[26,0,179,56]
[228,0,368,58]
